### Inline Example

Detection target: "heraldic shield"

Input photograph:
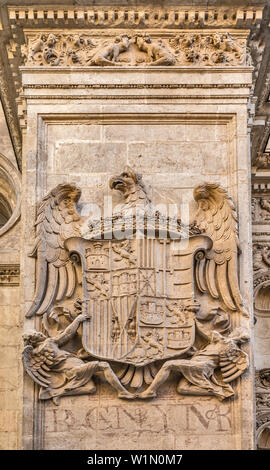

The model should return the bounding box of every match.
[65,234,211,367]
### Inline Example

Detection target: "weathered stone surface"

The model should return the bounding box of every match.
[20,57,254,445]
[41,392,235,450]
[22,31,248,68]
[1,0,267,452]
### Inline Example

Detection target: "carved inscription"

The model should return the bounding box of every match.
[45,402,232,435]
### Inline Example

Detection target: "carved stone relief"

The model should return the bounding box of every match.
[23,167,249,404]
[0,264,20,286]
[256,369,270,449]
[253,244,270,272]
[254,153,270,170]
[252,194,270,316]
[22,32,247,67]
[252,197,270,223]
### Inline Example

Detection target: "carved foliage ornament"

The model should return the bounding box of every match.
[251,197,270,223]
[254,153,270,170]
[253,243,270,315]
[22,32,247,67]
[23,167,249,403]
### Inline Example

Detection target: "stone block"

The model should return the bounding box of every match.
[55,142,127,174]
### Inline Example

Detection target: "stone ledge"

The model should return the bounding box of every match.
[8,6,264,29]
[0,264,20,286]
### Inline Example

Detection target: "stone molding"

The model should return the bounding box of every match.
[0,153,21,237]
[22,82,251,89]
[23,95,251,102]
[252,182,270,195]
[8,6,264,29]
[0,53,22,170]
[0,263,20,286]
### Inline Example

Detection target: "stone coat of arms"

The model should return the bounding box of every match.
[23,167,249,404]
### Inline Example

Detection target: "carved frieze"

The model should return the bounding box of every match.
[169,32,246,66]
[23,167,249,404]
[253,244,270,273]
[253,245,270,315]
[0,264,20,286]
[252,197,270,223]
[254,153,270,170]
[22,32,247,67]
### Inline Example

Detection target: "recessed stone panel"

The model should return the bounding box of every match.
[21,65,254,451]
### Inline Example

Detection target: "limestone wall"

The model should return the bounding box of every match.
[0,108,22,449]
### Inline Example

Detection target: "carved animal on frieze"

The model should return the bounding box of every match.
[88,35,131,66]
[24,169,249,401]
[134,34,175,66]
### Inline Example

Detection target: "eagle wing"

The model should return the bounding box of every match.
[194,183,248,317]
[219,347,249,383]
[26,184,82,318]
[22,345,51,388]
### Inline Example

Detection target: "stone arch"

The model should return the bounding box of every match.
[257,417,270,449]
[0,153,21,236]
[255,281,270,314]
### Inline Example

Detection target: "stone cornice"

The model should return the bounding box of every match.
[6,5,264,29]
